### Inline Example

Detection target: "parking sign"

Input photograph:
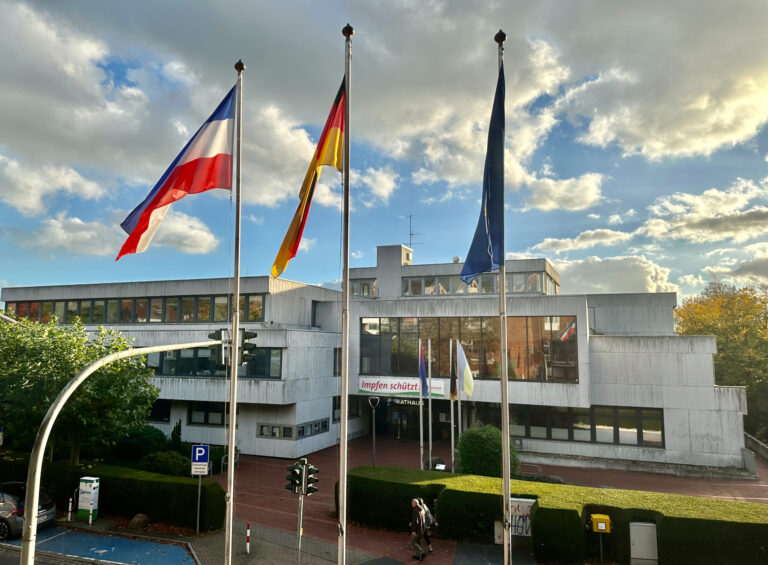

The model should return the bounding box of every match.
[191,444,209,476]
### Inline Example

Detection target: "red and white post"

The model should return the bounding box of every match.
[246,522,251,554]
[67,498,72,522]
[88,501,93,526]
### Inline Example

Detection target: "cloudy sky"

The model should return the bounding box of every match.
[1,0,768,301]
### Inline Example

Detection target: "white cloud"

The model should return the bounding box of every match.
[640,177,768,244]
[608,214,623,225]
[151,210,219,254]
[13,212,122,255]
[524,173,604,211]
[247,215,264,225]
[678,274,706,288]
[351,251,364,260]
[587,213,600,220]
[532,228,633,253]
[0,154,104,216]
[555,255,679,294]
[298,238,317,253]
[356,167,399,206]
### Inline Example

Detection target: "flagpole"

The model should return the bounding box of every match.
[337,22,353,565]
[450,339,455,473]
[419,337,424,470]
[428,338,433,469]
[493,29,512,565]
[224,59,245,565]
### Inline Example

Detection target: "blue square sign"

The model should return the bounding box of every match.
[192,445,209,463]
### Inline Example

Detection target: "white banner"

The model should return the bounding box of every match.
[358,376,446,398]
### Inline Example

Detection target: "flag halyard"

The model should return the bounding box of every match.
[271,78,346,277]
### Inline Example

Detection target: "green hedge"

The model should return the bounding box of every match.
[347,466,768,564]
[41,462,225,531]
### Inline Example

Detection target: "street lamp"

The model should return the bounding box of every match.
[368,396,380,466]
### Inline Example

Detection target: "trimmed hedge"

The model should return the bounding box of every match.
[0,453,224,531]
[346,466,768,564]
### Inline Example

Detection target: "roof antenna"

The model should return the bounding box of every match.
[408,213,422,249]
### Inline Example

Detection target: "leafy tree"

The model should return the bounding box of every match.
[457,424,519,477]
[0,318,159,465]
[675,282,768,440]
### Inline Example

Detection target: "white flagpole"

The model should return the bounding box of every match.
[419,337,424,470]
[224,59,245,565]
[428,338,433,469]
[494,29,513,565]
[337,22,354,565]
[450,339,455,473]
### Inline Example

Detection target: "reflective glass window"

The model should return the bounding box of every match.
[106,300,119,323]
[181,297,195,322]
[197,296,211,322]
[135,298,147,323]
[213,296,228,322]
[618,408,639,445]
[92,300,105,323]
[424,277,436,295]
[360,318,380,374]
[120,299,133,323]
[529,406,548,439]
[54,301,66,322]
[594,407,615,443]
[41,301,53,323]
[248,295,263,321]
[28,302,40,322]
[16,302,29,319]
[67,301,79,322]
[79,300,91,323]
[572,408,591,442]
[642,409,664,447]
[550,407,571,440]
[437,276,451,295]
[165,298,178,322]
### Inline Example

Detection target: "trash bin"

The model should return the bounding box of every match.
[77,476,100,521]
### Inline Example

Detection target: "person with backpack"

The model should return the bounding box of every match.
[409,498,426,561]
[418,498,436,554]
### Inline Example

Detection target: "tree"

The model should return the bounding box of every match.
[457,425,519,477]
[0,318,159,465]
[675,282,768,440]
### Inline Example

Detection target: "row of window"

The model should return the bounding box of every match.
[475,404,664,448]
[401,271,558,297]
[4,294,264,324]
[361,316,578,382]
[147,347,282,379]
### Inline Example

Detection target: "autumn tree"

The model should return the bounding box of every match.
[0,318,158,465]
[675,282,768,440]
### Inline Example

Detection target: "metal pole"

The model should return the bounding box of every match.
[224,59,245,565]
[197,475,201,535]
[418,338,424,470]
[19,340,222,565]
[297,493,304,565]
[428,338,433,469]
[450,339,455,473]
[368,396,379,466]
[493,29,512,565]
[337,22,354,565]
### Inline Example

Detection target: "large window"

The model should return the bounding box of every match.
[359,315,578,382]
[478,404,664,448]
[351,279,377,298]
[5,293,266,325]
[148,399,172,422]
[398,271,557,297]
[188,402,226,426]
[246,348,282,379]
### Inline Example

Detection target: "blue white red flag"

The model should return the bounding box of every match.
[418,341,428,398]
[560,321,576,342]
[116,86,237,260]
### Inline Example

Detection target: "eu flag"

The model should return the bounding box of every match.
[460,63,505,284]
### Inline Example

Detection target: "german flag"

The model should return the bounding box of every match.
[272,77,346,277]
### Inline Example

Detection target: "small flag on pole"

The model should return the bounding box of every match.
[449,341,458,401]
[460,63,505,284]
[456,341,474,396]
[418,341,428,398]
[117,86,237,260]
[272,77,346,277]
[560,320,576,342]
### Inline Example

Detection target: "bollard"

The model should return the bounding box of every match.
[67,498,72,522]
[246,522,251,554]
[89,501,93,526]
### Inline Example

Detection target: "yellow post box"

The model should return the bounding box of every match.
[591,513,611,533]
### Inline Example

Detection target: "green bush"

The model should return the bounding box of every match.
[43,461,224,530]
[346,465,768,564]
[457,425,518,477]
[139,450,189,476]
[114,425,168,462]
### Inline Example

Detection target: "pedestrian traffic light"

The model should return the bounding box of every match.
[285,462,302,495]
[208,329,227,368]
[304,463,319,496]
[239,329,258,365]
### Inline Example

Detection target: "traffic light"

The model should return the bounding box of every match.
[285,462,302,494]
[208,329,227,368]
[304,463,319,496]
[239,329,258,365]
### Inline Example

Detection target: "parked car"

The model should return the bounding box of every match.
[0,482,57,541]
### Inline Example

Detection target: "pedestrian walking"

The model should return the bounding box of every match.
[418,498,436,554]
[409,498,426,561]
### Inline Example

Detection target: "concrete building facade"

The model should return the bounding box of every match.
[1,244,749,474]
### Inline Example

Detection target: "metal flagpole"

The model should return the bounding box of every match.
[224,59,245,565]
[450,339,455,473]
[428,338,433,469]
[337,22,354,565]
[418,337,424,470]
[493,29,512,565]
